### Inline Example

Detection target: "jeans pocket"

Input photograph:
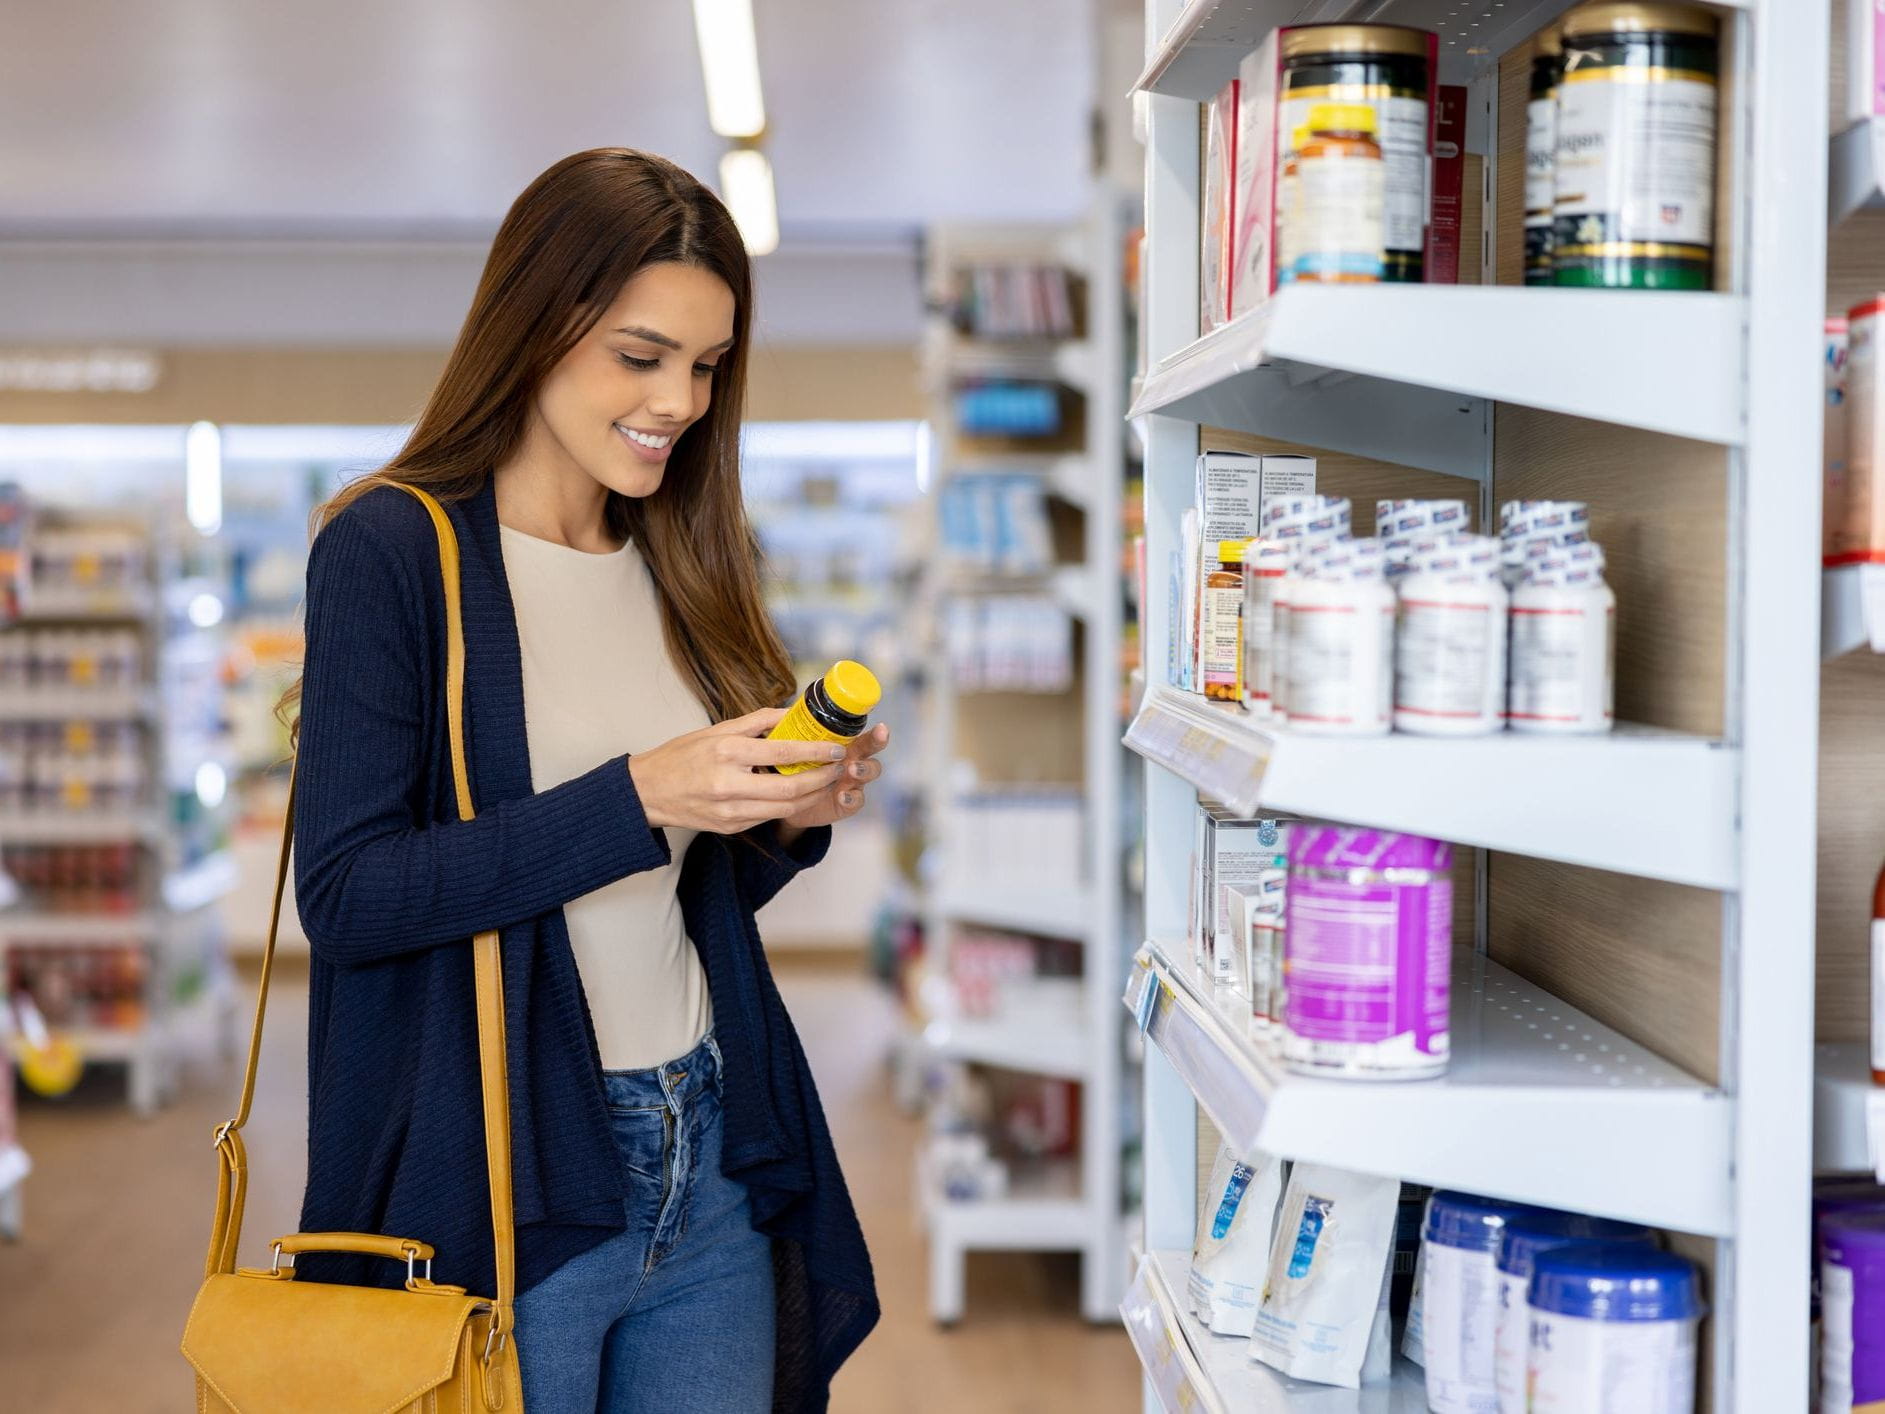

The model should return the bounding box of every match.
[605,1104,669,1185]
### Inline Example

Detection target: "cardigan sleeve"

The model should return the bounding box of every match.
[292,504,673,966]
[731,821,833,914]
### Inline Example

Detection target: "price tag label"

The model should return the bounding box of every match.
[64,721,94,752]
[72,655,97,685]
[61,778,91,810]
[73,552,100,585]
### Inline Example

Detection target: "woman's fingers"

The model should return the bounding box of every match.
[730,735,849,769]
[846,724,891,760]
[712,707,790,737]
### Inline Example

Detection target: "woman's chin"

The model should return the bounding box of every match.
[595,463,665,500]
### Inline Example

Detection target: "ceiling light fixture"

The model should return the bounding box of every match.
[692,0,766,139]
[719,147,780,256]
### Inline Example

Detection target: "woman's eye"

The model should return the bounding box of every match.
[694,364,718,377]
[618,354,660,371]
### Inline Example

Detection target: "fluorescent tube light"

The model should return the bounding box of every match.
[184,420,222,535]
[692,0,766,138]
[719,148,779,256]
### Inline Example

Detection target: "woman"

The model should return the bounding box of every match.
[286,148,882,1412]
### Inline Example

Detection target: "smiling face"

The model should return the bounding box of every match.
[526,260,737,500]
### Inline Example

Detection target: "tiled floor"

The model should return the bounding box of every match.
[0,958,1139,1412]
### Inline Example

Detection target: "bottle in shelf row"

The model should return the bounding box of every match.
[2,843,139,914]
[5,942,150,1031]
[1208,496,1614,736]
[29,527,148,598]
[944,787,1084,895]
[942,595,1073,694]
[0,627,142,692]
[0,721,147,815]
[1825,297,1885,569]
[1814,1174,1885,1412]
[944,929,1081,1020]
[937,473,1054,576]
[951,380,1065,440]
[1187,1146,1701,1403]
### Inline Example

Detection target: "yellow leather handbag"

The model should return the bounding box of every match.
[180,483,525,1412]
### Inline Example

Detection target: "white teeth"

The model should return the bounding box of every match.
[617,425,671,449]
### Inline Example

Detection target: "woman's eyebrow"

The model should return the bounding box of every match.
[612,325,736,354]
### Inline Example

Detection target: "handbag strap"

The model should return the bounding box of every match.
[205,480,517,1351]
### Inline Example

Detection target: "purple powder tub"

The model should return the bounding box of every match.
[1282,826,1453,1079]
[1821,1209,1885,1412]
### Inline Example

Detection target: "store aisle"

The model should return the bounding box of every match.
[0,959,1137,1412]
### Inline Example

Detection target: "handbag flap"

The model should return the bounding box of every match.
[181,1272,484,1414]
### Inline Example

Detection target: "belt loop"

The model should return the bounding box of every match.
[703,1032,725,1099]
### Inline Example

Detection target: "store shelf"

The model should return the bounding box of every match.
[1822,565,1885,659]
[921,1149,1089,1250]
[1127,941,1732,1235]
[0,911,162,944]
[161,850,238,913]
[1815,1042,1885,1180]
[1128,286,1744,462]
[1831,118,1885,227]
[1124,684,1736,890]
[927,326,1095,391]
[1123,1248,1424,1414]
[934,884,1092,940]
[0,687,156,721]
[0,811,166,845]
[17,588,157,623]
[1135,0,1752,100]
[923,996,1089,1081]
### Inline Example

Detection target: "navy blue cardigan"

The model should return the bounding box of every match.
[290,478,878,1411]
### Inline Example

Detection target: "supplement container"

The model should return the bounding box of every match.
[1280,25,1434,283]
[1283,103,1385,285]
[1394,535,1508,736]
[1493,1212,1654,1413]
[1526,1243,1704,1413]
[1283,538,1393,736]
[1554,3,1719,291]
[1525,25,1563,285]
[1265,498,1351,721]
[1378,499,1470,581]
[1204,540,1247,702]
[1421,1191,1545,1414]
[1241,538,1291,714]
[1499,500,1590,587]
[1508,542,1615,734]
[767,660,881,774]
[1822,1210,1885,1413]
[1282,827,1451,1079]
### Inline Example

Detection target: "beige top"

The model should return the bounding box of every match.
[500,524,713,1071]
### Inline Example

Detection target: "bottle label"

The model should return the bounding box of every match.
[1508,602,1613,728]
[1528,1311,1696,1412]
[1395,599,1501,724]
[768,696,849,775]
[1873,920,1885,1074]
[1282,92,1428,258]
[1284,153,1386,284]
[1525,94,1556,280]
[1286,603,1392,729]
[1554,71,1716,256]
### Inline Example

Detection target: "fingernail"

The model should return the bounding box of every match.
[841,793,857,807]
[828,746,846,760]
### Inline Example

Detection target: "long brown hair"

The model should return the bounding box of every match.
[284,147,794,735]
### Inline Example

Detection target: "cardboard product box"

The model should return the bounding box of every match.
[1195,803,1292,984]
[1826,317,1851,566]
[1232,26,1440,312]
[1842,298,1885,565]
[1427,85,1468,285]
[1230,30,1286,319]
[1184,453,1318,694]
[1202,78,1241,334]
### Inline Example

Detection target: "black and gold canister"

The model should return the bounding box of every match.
[1553,2,1719,291]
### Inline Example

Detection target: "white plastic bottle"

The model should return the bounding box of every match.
[1283,539,1393,737]
[1507,543,1615,735]
[1264,499,1350,724]
[1241,538,1291,715]
[1394,535,1507,736]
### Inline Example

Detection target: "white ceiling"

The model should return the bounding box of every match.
[0,0,1098,239]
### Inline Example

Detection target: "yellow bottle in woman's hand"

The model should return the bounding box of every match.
[768,661,882,774]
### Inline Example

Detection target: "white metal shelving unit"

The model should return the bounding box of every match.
[915,201,1130,1322]
[0,516,240,1118]
[1128,1,1825,1408]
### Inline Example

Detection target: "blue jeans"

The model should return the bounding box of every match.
[513,1034,775,1412]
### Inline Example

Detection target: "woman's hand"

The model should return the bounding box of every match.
[628,709,848,836]
[778,722,889,835]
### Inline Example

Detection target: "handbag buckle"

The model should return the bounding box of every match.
[211,1119,237,1150]
[406,1248,433,1287]
[270,1241,289,1274]
[482,1322,508,1363]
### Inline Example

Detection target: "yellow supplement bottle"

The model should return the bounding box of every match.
[768,660,882,774]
